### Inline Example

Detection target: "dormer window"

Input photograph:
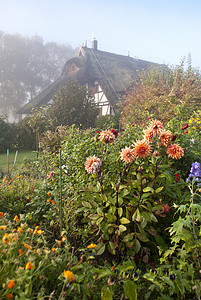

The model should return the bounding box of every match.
[66,63,79,75]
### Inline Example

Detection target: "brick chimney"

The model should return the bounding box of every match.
[92,38,98,50]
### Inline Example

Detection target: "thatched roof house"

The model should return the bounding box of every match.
[19,40,157,116]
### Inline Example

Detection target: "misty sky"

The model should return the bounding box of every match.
[1,0,201,68]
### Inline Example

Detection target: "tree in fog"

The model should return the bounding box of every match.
[0,31,76,121]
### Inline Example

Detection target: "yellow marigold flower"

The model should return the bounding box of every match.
[148,119,163,135]
[160,130,172,147]
[120,147,136,163]
[0,225,7,230]
[6,293,13,299]
[134,139,151,159]
[22,242,32,250]
[62,237,67,242]
[0,212,4,218]
[2,233,10,244]
[87,243,97,249]
[167,143,184,159]
[63,270,75,282]
[46,198,51,203]
[14,215,19,223]
[25,262,33,270]
[7,280,15,289]
[99,130,116,144]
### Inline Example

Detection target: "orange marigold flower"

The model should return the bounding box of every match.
[0,212,4,218]
[85,156,101,174]
[25,262,33,270]
[2,233,10,244]
[87,243,97,249]
[120,147,136,163]
[99,130,116,144]
[58,240,61,247]
[14,215,19,223]
[63,270,75,282]
[0,225,7,230]
[167,143,184,159]
[52,247,56,252]
[143,127,154,142]
[134,140,151,159]
[148,119,163,135]
[7,280,15,289]
[22,242,32,250]
[6,293,13,299]
[51,200,55,205]
[160,130,172,147]
[18,249,23,255]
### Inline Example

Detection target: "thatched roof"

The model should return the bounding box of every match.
[18,45,157,114]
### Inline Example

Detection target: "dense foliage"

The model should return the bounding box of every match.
[0,110,201,298]
[48,82,98,129]
[121,59,201,126]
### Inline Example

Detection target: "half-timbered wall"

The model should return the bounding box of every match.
[93,83,115,116]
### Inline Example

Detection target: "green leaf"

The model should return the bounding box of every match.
[155,186,164,193]
[132,208,142,222]
[122,233,135,243]
[98,269,112,280]
[143,273,164,289]
[97,207,104,216]
[136,233,149,242]
[143,187,154,193]
[119,224,127,232]
[120,217,130,224]
[108,241,116,255]
[118,207,123,218]
[96,243,106,255]
[82,201,92,208]
[101,286,113,300]
[120,189,130,197]
[105,213,117,223]
[123,280,137,300]
[133,239,141,253]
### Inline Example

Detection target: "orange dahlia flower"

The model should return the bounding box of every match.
[85,156,101,174]
[167,143,184,159]
[120,147,136,163]
[99,130,116,144]
[134,140,151,159]
[160,130,172,147]
[148,120,163,135]
[143,127,154,142]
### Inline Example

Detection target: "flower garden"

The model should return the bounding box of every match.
[0,112,201,299]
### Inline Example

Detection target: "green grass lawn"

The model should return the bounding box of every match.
[0,150,36,173]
